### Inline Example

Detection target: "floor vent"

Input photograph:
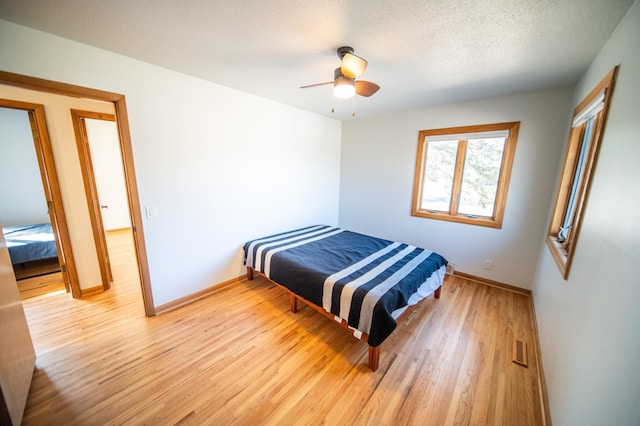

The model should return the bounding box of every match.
[512,338,528,367]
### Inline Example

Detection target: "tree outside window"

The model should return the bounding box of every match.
[412,122,520,228]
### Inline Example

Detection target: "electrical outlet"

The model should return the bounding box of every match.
[483,259,494,270]
[446,263,455,275]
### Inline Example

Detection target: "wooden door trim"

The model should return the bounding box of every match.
[0,98,80,297]
[0,70,156,316]
[71,110,115,290]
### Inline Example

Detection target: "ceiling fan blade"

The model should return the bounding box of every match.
[341,53,367,78]
[300,81,334,89]
[355,80,380,97]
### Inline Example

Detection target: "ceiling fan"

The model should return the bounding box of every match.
[300,46,381,101]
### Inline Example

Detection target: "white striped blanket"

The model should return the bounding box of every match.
[244,225,447,346]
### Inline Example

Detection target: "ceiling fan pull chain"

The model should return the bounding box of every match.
[352,96,356,117]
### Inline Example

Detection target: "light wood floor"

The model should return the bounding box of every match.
[21,230,545,425]
[17,270,65,299]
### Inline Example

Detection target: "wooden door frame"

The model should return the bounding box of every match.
[0,98,77,296]
[0,70,156,317]
[71,110,115,291]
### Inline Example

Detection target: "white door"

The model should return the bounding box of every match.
[0,223,36,425]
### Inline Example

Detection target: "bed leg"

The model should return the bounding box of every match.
[247,267,254,281]
[368,346,379,372]
[434,285,441,299]
[290,294,298,313]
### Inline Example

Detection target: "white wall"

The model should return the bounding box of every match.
[0,107,49,226]
[0,85,116,289]
[339,87,573,289]
[0,19,341,306]
[531,1,640,425]
[84,118,131,231]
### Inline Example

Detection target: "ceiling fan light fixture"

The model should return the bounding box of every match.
[341,52,367,78]
[300,47,379,106]
[333,75,356,99]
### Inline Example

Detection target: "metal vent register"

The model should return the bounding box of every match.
[512,338,529,367]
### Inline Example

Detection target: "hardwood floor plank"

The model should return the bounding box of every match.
[17,271,65,299]
[20,230,545,425]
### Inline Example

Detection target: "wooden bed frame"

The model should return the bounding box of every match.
[246,266,441,371]
[13,257,60,280]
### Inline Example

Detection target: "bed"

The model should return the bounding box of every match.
[243,225,447,371]
[3,223,60,279]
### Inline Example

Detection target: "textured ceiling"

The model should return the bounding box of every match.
[0,0,634,119]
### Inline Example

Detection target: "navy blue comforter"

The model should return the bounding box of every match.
[244,225,447,347]
[4,223,58,264]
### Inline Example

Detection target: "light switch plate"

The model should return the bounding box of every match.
[145,205,158,219]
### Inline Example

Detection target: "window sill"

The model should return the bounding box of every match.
[411,209,502,229]
[546,235,570,279]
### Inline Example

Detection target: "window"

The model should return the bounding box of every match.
[547,67,618,279]
[411,122,520,228]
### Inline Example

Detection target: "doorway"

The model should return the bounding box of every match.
[0,99,78,297]
[0,70,155,317]
[0,105,62,296]
[71,110,134,292]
